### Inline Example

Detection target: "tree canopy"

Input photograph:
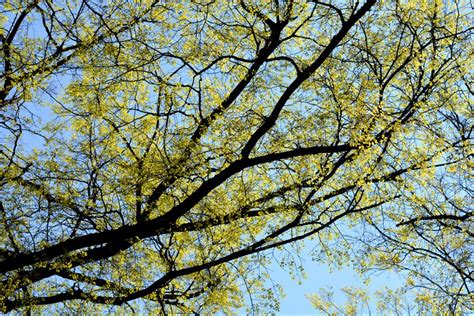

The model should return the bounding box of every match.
[1,0,472,314]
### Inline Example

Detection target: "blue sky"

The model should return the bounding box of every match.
[266,243,404,314]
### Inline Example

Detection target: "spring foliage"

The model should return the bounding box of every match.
[1,0,472,313]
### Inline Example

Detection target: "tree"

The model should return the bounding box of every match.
[1,0,472,313]
[306,286,463,315]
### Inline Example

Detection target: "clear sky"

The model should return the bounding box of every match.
[263,242,404,314]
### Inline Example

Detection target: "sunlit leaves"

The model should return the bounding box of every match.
[1,0,472,314]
